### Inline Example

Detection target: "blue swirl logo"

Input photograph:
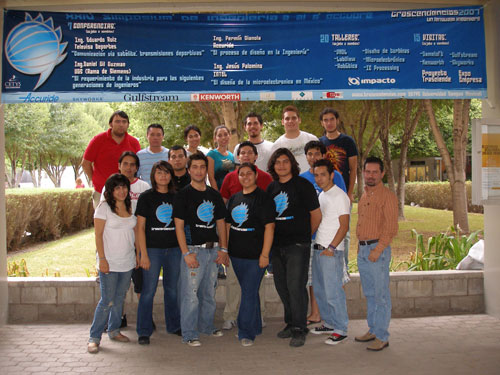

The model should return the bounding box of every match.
[231,202,249,227]
[274,191,289,217]
[197,200,215,225]
[156,202,173,227]
[5,13,68,90]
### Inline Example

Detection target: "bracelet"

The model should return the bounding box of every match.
[220,247,228,253]
[260,255,269,258]
[328,244,336,252]
[99,257,106,260]
[183,252,191,258]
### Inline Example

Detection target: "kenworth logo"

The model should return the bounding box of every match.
[348,77,396,85]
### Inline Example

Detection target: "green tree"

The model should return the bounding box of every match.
[4,103,50,187]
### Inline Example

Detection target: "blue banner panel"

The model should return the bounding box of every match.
[2,7,486,103]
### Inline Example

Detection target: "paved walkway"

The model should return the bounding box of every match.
[0,314,499,375]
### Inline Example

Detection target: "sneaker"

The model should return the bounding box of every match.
[222,320,236,330]
[212,329,224,337]
[185,339,201,347]
[289,330,306,347]
[277,325,293,339]
[240,338,254,347]
[325,333,347,345]
[87,342,99,354]
[138,336,150,345]
[311,325,334,335]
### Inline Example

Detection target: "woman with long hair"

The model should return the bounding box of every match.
[135,161,182,345]
[88,173,137,354]
[207,125,235,191]
[225,163,275,346]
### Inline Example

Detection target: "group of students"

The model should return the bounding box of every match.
[87,105,397,354]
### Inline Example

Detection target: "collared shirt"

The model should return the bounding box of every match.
[83,129,141,193]
[356,182,398,252]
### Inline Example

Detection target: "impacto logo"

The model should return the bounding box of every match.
[348,77,396,86]
[5,13,67,90]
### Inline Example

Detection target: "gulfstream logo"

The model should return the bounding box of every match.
[19,93,59,102]
[348,77,396,86]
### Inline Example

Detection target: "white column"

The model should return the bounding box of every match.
[0,10,7,325]
[482,0,500,318]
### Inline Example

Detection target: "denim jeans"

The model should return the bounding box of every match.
[343,203,353,267]
[357,243,392,342]
[231,256,266,341]
[136,247,181,337]
[179,246,218,341]
[312,249,348,336]
[271,243,310,332]
[89,269,133,344]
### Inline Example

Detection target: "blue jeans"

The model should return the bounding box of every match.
[136,247,181,337]
[231,256,266,341]
[312,249,348,336]
[357,243,392,342]
[89,269,133,344]
[271,243,310,332]
[179,246,218,341]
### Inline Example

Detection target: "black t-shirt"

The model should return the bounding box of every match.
[225,188,275,259]
[173,171,191,191]
[319,134,358,189]
[135,189,178,248]
[266,176,320,246]
[173,184,226,245]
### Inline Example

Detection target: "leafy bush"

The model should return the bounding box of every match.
[405,226,482,271]
[6,188,94,251]
[7,259,29,276]
[404,181,482,213]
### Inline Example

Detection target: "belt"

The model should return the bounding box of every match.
[359,239,378,246]
[313,244,326,250]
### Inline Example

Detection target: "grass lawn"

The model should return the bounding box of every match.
[7,205,484,277]
[7,228,97,277]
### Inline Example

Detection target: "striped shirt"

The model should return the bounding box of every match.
[137,146,169,185]
[356,182,398,252]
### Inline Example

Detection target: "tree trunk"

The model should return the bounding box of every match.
[424,99,470,233]
[220,102,240,152]
[396,100,424,220]
[375,100,396,193]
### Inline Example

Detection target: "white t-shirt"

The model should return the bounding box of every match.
[234,140,274,171]
[100,178,150,213]
[271,131,318,174]
[94,201,137,272]
[315,185,351,250]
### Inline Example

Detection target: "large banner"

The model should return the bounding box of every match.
[2,7,486,103]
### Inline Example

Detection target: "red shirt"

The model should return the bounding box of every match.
[220,166,273,199]
[83,129,140,193]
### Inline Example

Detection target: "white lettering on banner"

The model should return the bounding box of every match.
[199,93,241,101]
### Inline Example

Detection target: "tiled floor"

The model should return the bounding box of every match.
[1,315,499,375]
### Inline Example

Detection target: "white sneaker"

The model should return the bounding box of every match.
[222,320,236,330]
[240,338,254,347]
[185,339,201,347]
